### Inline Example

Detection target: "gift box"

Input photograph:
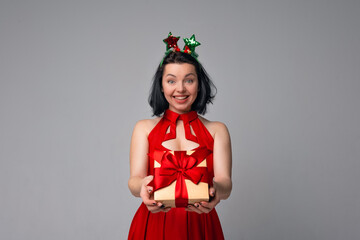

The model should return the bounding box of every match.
[152,148,211,208]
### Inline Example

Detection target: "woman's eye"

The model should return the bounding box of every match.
[185,79,194,83]
[168,80,175,84]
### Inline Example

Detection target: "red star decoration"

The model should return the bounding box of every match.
[163,32,180,50]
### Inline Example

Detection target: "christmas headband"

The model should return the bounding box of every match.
[160,32,201,67]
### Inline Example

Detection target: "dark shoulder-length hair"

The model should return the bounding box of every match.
[148,51,216,116]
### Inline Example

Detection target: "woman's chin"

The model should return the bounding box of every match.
[169,105,192,114]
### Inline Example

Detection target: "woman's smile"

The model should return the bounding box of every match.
[173,95,190,103]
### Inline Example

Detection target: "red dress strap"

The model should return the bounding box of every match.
[162,109,198,142]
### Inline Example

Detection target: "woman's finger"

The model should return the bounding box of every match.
[199,200,214,209]
[157,203,172,212]
[186,187,220,214]
[140,176,157,206]
[209,187,216,197]
[200,194,219,209]
[145,202,161,212]
[185,204,203,214]
[161,207,171,213]
[143,198,157,207]
[147,203,171,213]
[140,187,155,205]
[197,202,212,213]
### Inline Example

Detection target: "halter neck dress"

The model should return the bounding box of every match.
[128,109,224,240]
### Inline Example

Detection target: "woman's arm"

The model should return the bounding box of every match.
[187,121,232,214]
[212,122,232,199]
[128,119,171,213]
[128,120,149,197]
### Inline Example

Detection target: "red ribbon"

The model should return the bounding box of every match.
[153,149,210,207]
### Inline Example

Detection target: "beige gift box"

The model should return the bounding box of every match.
[153,150,209,208]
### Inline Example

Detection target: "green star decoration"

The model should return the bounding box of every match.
[183,34,201,53]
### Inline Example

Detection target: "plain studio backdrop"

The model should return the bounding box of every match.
[1,0,359,239]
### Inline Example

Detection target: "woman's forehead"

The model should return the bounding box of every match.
[163,63,196,77]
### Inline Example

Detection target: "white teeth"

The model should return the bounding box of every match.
[174,96,188,100]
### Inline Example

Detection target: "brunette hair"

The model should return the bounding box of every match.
[148,51,216,116]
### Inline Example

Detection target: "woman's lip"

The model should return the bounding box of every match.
[173,95,189,100]
[173,95,189,103]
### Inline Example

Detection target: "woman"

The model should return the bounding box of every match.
[128,33,232,240]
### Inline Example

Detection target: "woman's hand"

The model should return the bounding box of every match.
[185,186,220,214]
[140,175,171,213]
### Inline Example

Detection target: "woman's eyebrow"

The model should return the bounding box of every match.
[185,73,196,77]
[164,74,176,78]
[164,73,196,78]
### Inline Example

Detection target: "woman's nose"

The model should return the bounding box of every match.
[176,82,185,92]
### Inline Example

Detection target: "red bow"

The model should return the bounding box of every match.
[153,150,209,207]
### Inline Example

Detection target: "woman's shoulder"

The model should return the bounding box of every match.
[133,117,162,136]
[198,116,230,139]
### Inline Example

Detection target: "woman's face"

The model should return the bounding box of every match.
[162,63,198,114]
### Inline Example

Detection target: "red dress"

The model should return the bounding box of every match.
[128,109,224,240]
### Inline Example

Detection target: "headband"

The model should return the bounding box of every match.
[160,32,201,67]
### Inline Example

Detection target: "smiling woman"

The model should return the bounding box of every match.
[128,33,232,240]
[149,50,216,117]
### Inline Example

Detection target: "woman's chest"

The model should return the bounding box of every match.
[161,121,200,151]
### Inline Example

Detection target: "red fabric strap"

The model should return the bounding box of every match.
[163,110,198,142]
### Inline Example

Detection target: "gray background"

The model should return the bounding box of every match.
[1,0,359,239]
